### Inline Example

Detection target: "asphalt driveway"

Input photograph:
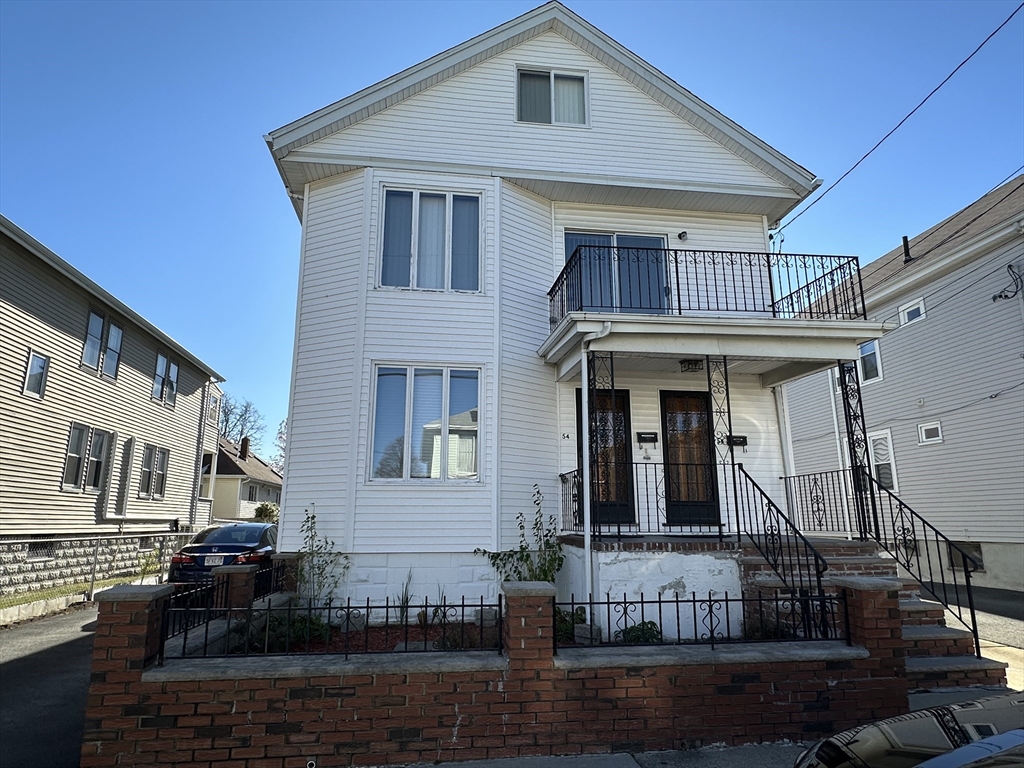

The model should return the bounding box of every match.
[0,603,96,768]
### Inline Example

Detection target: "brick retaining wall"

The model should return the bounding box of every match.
[82,578,908,766]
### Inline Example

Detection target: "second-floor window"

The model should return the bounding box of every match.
[380,189,480,292]
[517,69,586,125]
[152,354,179,406]
[23,350,50,398]
[858,340,881,383]
[81,311,123,379]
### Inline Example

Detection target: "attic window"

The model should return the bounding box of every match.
[517,69,586,125]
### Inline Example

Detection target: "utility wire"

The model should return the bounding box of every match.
[860,179,1024,296]
[879,260,1014,326]
[777,1,1024,234]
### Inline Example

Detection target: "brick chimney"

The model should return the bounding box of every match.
[239,436,249,461]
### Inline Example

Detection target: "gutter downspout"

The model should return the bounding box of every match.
[580,322,612,605]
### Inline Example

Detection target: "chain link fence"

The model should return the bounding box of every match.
[0,532,194,621]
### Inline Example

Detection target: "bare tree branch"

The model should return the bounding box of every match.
[219,393,266,448]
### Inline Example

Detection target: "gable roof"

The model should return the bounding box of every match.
[265,1,819,221]
[217,436,283,486]
[1,213,224,383]
[860,176,1024,306]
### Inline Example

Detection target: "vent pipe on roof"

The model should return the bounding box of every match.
[240,436,250,461]
[902,236,913,264]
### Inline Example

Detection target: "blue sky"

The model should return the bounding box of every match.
[2,0,1021,450]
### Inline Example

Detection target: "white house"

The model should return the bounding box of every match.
[266,2,886,604]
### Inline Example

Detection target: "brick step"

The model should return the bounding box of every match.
[902,625,977,657]
[901,598,947,626]
[905,655,1008,689]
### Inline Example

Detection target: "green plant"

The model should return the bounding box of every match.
[253,502,279,523]
[555,606,586,643]
[614,620,662,644]
[394,569,413,623]
[297,510,350,604]
[137,549,159,585]
[474,486,564,583]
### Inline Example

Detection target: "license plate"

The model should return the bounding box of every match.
[204,555,224,567]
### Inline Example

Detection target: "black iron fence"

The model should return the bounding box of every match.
[163,579,230,642]
[558,462,726,540]
[548,248,865,327]
[735,464,828,595]
[161,595,503,662]
[783,469,855,534]
[554,590,848,650]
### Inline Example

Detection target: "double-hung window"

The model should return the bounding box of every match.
[23,350,50,397]
[370,365,480,481]
[139,445,169,499]
[858,340,881,382]
[381,189,480,292]
[152,354,179,406]
[517,69,587,125]
[867,429,898,492]
[82,311,123,378]
[62,423,112,492]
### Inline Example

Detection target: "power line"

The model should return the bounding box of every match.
[778,2,1024,233]
[879,260,1014,326]
[860,178,1024,296]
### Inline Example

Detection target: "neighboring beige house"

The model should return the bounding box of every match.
[0,214,225,536]
[209,436,282,520]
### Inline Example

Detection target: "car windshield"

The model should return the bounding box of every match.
[191,526,265,546]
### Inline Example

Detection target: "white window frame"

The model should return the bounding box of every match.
[858,340,882,384]
[61,423,90,491]
[866,428,899,493]
[22,349,50,398]
[898,298,926,326]
[138,444,169,499]
[82,309,105,370]
[918,421,943,445]
[83,429,113,494]
[368,363,482,483]
[378,187,483,293]
[100,321,123,379]
[515,66,590,127]
[81,310,123,379]
[152,353,179,407]
[208,393,221,424]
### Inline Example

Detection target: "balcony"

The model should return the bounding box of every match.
[548,247,865,327]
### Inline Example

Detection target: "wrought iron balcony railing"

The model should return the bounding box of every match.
[548,247,866,327]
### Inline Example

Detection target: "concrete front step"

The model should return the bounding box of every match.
[901,598,947,626]
[905,655,1008,689]
[902,624,977,657]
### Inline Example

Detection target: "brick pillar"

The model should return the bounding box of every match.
[833,576,909,718]
[501,581,557,666]
[211,563,258,608]
[82,584,175,766]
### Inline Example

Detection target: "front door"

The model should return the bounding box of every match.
[660,391,719,526]
[576,389,635,525]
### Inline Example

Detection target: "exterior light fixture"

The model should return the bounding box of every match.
[679,359,704,373]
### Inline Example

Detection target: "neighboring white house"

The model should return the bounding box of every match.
[266,1,885,603]
[782,177,1024,592]
[208,436,283,520]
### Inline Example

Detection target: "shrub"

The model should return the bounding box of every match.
[555,606,586,643]
[474,486,563,583]
[253,502,279,523]
[297,511,350,604]
[615,620,662,644]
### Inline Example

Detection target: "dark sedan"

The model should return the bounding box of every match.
[167,523,277,583]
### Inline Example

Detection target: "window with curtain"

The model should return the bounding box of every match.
[380,190,480,292]
[370,365,479,481]
[517,70,586,125]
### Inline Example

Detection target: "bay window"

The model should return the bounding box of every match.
[371,365,479,481]
[380,189,480,292]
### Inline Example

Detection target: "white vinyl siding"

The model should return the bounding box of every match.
[303,32,784,196]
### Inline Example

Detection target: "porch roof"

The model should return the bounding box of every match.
[538,314,891,386]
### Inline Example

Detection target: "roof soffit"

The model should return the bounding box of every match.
[267,2,818,201]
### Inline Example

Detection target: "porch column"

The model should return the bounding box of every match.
[706,355,735,539]
[838,360,877,540]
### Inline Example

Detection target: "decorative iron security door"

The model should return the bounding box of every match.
[576,388,635,525]
[660,391,719,526]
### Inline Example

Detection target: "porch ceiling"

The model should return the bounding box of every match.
[538,313,891,387]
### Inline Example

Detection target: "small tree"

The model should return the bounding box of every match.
[253,502,279,523]
[475,486,563,583]
[297,510,350,604]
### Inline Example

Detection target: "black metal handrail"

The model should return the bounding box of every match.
[735,464,828,595]
[559,462,726,539]
[781,468,981,656]
[553,590,848,650]
[548,247,865,327]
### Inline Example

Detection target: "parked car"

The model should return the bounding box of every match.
[167,523,277,583]
[794,692,1024,768]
